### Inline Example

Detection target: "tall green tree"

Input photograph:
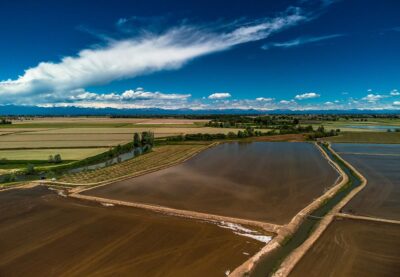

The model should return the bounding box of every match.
[133,133,140,148]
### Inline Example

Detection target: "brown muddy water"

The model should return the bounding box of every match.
[0,186,263,277]
[290,218,400,277]
[84,142,339,225]
[332,143,400,221]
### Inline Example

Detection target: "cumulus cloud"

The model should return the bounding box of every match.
[393,101,400,106]
[0,8,306,105]
[70,87,191,102]
[280,99,296,104]
[256,97,274,101]
[362,94,385,102]
[261,34,344,50]
[295,92,320,100]
[208,92,232,99]
[390,89,399,96]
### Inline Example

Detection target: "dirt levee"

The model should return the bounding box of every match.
[290,218,400,277]
[84,142,338,224]
[0,186,262,277]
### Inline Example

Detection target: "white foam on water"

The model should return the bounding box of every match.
[48,187,67,197]
[239,233,272,243]
[218,221,257,234]
[101,203,114,207]
[217,221,272,243]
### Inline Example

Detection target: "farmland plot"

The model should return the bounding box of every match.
[84,142,339,224]
[0,186,263,277]
[290,218,400,277]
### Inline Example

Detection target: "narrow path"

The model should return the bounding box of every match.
[71,193,281,234]
[336,213,400,225]
[269,144,368,277]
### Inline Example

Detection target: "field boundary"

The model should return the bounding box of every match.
[336,213,400,225]
[229,142,347,276]
[271,144,368,277]
[70,193,281,233]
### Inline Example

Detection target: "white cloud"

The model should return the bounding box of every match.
[393,101,400,106]
[280,99,296,104]
[70,88,191,102]
[0,8,306,105]
[324,101,334,105]
[208,92,232,99]
[390,89,399,96]
[256,97,274,101]
[362,94,385,102]
[261,34,344,50]
[295,92,320,100]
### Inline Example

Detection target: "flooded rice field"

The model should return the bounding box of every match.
[84,142,339,225]
[290,218,400,277]
[333,143,400,220]
[0,186,263,277]
[333,143,400,155]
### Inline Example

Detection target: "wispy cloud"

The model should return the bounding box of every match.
[0,7,306,105]
[295,92,320,100]
[262,34,344,50]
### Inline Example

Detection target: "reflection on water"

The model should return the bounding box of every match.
[0,148,144,183]
[69,148,143,173]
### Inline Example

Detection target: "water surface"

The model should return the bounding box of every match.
[85,142,338,224]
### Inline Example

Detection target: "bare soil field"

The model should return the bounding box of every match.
[337,152,400,221]
[0,186,263,277]
[290,218,400,277]
[11,117,208,125]
[251,133,306,142]
[83,142,338,225]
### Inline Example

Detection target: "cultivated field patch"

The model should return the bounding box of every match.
[327,131,400,143]
[0,186,262,277]
[60,144,209,184]
[332,143,400,221]
[0,126,243,149]
[290,218,400,277]
[83,142,339,225]
[0,148,109,161]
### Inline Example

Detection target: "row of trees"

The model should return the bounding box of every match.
[167,125,339,142]
[0,118,12,124]
[167,127,267,142]
[48,154,62,163]
[133,131,155,148]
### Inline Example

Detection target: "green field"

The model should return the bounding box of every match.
[0,148,109,160]
[326,132,400,143]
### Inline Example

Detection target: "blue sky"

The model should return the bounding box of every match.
[1,0,400,110]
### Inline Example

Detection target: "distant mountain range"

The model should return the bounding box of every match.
[0,105,399,116]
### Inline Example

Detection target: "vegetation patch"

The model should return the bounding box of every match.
[327,131,400,143]
[60,144,207,184]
